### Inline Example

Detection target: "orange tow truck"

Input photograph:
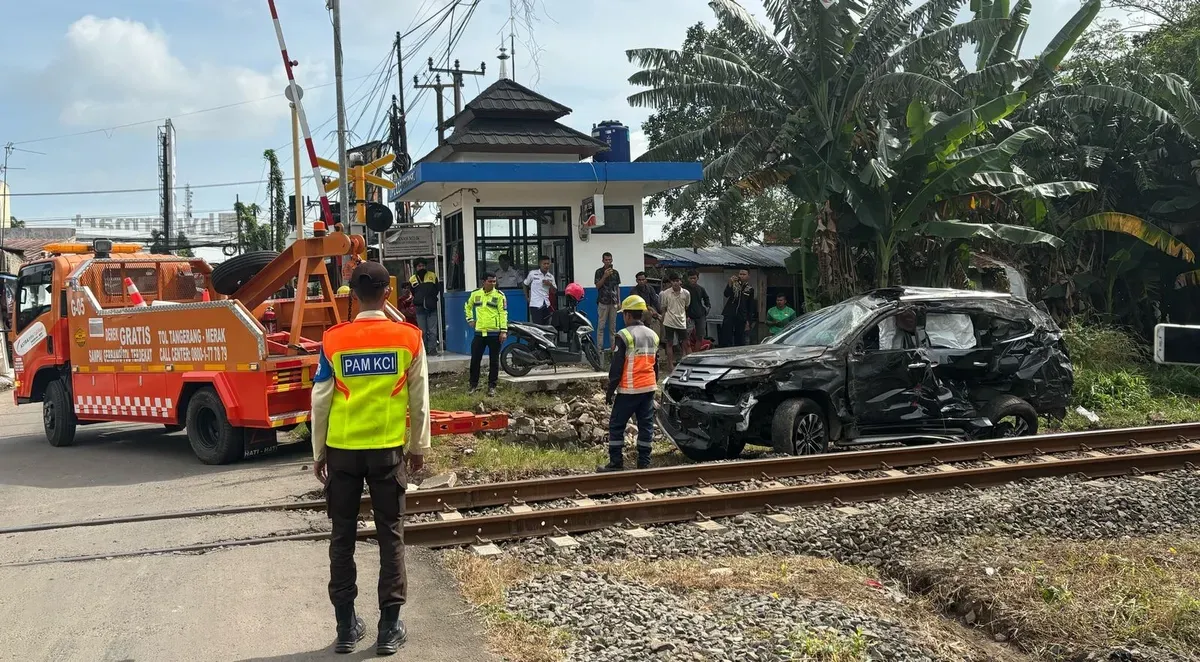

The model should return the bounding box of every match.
[6,232,506,464]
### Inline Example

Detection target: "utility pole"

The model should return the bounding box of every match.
[329,0,350,229]
[1,144,11,256]
[427,58,486,117]
[414,74,455,145]
[390,30,412,223]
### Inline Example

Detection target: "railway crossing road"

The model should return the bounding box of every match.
[0,395,497,661]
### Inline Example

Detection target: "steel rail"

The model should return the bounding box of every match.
[4,422,1198,536]
[403,421,1200,513]
[404,445,1200,547]
[6,444,1197,567]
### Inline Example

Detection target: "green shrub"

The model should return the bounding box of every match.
[1073,367,1153,411]
[1063,324,1146,370]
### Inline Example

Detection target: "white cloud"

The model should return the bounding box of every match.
[32,15,323,137]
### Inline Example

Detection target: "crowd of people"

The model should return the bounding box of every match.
[392,252,803,383]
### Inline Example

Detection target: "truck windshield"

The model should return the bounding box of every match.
[766,299,872,348]
[16,263,54,332]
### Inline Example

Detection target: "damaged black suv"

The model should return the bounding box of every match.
[660,287,1073,461]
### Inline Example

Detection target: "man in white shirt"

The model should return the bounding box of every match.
[659,272,691,375]
[523,255,557,325]
[495,254,524,289]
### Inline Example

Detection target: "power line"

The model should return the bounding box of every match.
[8,72,383,147]
[6,177,315,198]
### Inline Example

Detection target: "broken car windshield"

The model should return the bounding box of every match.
[768,299,873,348]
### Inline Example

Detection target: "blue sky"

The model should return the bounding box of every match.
[0,0,1095,244]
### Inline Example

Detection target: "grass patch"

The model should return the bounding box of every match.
[1052,325,1200,431]
[597,555,1027,662]
[443,551,569,662]
[913,536,1200,657]
[419,435,681,482]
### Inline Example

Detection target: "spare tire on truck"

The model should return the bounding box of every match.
[211,250,279,296]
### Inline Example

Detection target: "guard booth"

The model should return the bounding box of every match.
[390,77,701,355]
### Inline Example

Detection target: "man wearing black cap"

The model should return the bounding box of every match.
[311,261,430,656]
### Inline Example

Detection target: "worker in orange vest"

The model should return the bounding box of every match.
[598,294,660,472]
[311,261,430,656]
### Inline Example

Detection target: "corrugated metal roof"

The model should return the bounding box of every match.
[645,246,796,268]
[446,118,607,153]
[464,79,571,118]
[1,237,68,253]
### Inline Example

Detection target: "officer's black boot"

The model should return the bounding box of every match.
[376,605,408,655]
[596,445,624,472]
[333,604,366,654]
[636,445,652,470]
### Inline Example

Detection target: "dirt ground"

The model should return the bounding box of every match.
[0,395,496,662]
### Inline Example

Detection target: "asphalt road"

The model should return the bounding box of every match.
[0,393,496,662]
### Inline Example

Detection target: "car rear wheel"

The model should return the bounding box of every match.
[43,380,77,448]
[185,388,245,464]
[771,397,829,456]
[984,395,1038,439]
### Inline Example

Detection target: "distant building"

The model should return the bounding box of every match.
[1,228,77,274]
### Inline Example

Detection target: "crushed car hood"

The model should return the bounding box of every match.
[679,344,829,369]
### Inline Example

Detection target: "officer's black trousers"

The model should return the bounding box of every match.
[326,446,407,609]
[469,333,502,388]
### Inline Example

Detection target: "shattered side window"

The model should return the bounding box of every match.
[925,312,977,349]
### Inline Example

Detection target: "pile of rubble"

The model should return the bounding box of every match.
[501,392,667,446]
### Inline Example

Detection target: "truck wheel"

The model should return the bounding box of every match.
[211,250,279,295]
[43,380,77,448]
[984,395,1038,439]
[771,397,829,455]
[185,388,245,464]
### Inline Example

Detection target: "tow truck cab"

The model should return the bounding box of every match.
[5,238,368,464]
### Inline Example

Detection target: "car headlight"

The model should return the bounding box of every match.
[722,367,773,381]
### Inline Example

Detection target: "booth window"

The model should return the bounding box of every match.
[443,211,465,291]
[592,205,635,234]
[475,207,573,290]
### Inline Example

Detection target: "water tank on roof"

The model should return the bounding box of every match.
[592,120,631,163]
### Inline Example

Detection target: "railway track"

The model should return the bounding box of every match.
[4,422,1200,567]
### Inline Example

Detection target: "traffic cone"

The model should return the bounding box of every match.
[201,289,211,302]
[124,277,148,307]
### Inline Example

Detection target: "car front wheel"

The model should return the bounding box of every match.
[984,395,1039,438]
[770,397,829,456]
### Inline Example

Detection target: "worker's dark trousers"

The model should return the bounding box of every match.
[719,317,748,347]
[609,392,655,451]
[469,333,502,388]
[326,446,407,609]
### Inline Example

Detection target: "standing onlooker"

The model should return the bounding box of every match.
[632,272,661,327]
[495,254,523,289]
[766,293,798,337]
[523,255,557,325]
[409,258,442,355]
[397,283,417,322]
[684,270,710,350]
[659,273,691,375]
[720,269,756,347]
[593,252,621,351]
[464,272,508,396]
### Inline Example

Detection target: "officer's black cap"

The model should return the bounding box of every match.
[350,261,390,295]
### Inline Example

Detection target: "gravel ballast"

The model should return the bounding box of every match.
[505,471,1200,573]
[505,569,945,662]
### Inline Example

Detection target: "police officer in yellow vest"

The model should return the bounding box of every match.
[599,294,660,471]
[465,271,508,396]
[311,261,430,656]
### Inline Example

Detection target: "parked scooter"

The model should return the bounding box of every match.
[501,282,604,376]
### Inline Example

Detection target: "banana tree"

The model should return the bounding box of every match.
[627,0,1102,289]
